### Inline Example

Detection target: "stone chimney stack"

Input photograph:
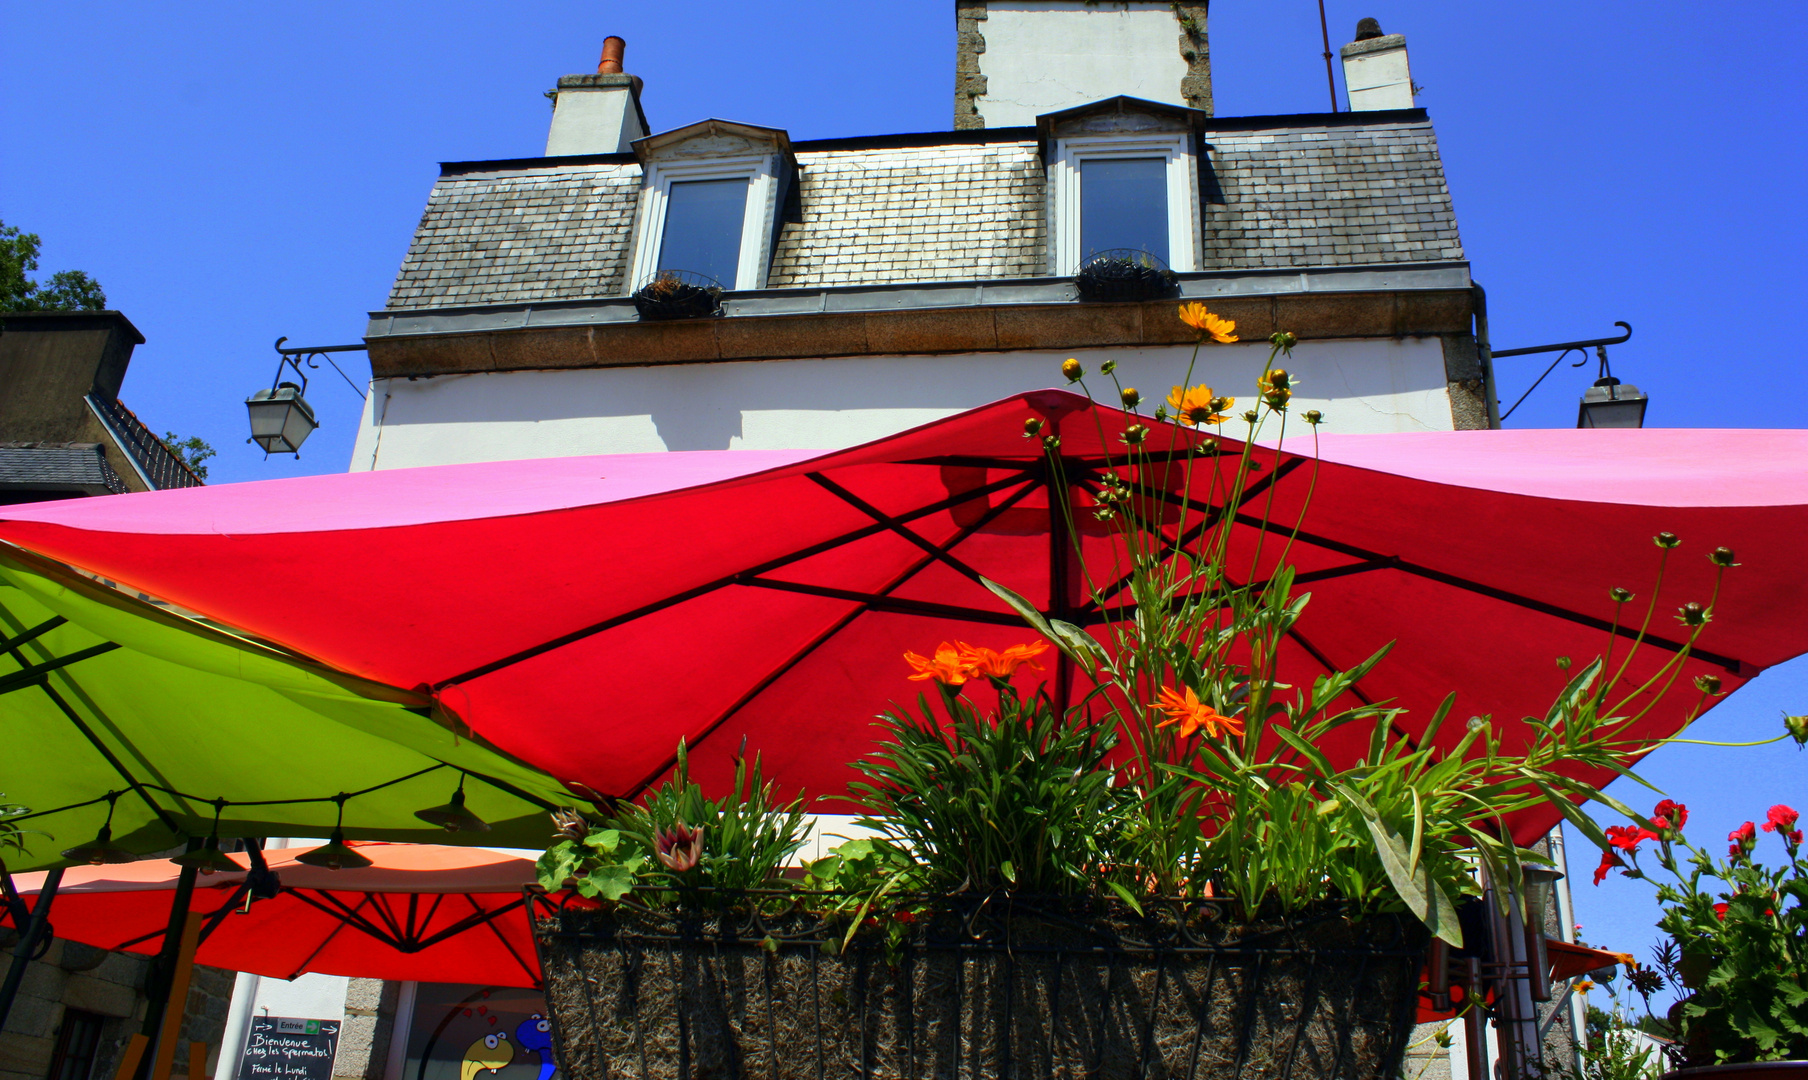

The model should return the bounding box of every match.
[546,37,649,156]
[955,0,1211,129]
[1340,18,1414,111]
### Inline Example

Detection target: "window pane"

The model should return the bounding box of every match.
[1080,158,1169,266]
[658,178,749,286]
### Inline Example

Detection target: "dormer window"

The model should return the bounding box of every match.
[1040,97,1207,275]
[627,120,794,293]
[659,178,751,285]
[1080,157,1171,264]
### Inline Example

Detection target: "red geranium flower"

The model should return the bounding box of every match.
[1606,824,1657,852]
[1727,820,1758,858]
[1713,902,1729,920]
[1760,804,1799,834]
[1652,799,1688,832]
[1593,849,1623,885]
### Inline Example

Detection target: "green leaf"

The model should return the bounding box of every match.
[590,862,638,902]
[1333,782,1462,946]
[1106,879,1145,915]
[982,577,1057,638]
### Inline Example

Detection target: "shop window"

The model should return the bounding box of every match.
[397,984,558,1080]
[46,1009,105,1080]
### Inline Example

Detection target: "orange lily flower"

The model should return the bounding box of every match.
[963,640,1051,679]
[1177,302,1239,343]
[904,642,977,685]
[1155,686,1244,739]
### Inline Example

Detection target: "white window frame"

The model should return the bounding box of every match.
[627,155,777,293]
[1051,133,1197,274]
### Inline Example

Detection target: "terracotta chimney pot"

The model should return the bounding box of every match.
[598,37,626,74]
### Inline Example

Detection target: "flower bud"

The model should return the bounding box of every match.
[550,808,590,842]
[1785,713,1808,747]
[1210,396,1231,414]
[1557,656,1572,670]
[1022,417,1044,438]
[1655,531,1681,550]
[1610,587,1634,603]
[1695,674,1723,695]
[1270,331,1298,349]
[1187,406,1215,425]
[1266,369,1291,390]
[1152,406,1169,422]
[1061,358,1084,382]
[1100,359,1117,375]
[1120,387,1141,408]
[1120,424,1149,446]
[1303,409,1324,425]
[1710,547,1738,567]
[1042,434,1062,450]
[1676,602,1708,627]
[1242,410,1259,424]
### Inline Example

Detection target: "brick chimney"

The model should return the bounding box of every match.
[1340,18,1415,111]
[546,37,649,156]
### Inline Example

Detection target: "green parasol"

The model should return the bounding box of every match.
[0,548,570,872]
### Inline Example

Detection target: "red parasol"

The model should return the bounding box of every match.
[5,843,546,987]
[3,391,1805,841]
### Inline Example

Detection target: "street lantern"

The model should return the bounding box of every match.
[1577,377,1648,429]
[246,337,367,460]
[245,382,319,455]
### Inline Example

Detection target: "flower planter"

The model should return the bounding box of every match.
[1074,250,1178,302]
[633,271,724,321]
[534,897,1427,1080]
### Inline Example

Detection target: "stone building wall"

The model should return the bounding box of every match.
[0,933,233,1080]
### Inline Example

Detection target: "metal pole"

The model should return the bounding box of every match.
[1318,0,1340,112]
[0,865,63,1030]
[135,859,198,1079]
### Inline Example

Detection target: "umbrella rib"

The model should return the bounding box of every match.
[282,892,377,979]
[0,616,66,654]
[434,469,1036,689]
[415,894,529,953]
[806,473,990,585]
[467,892,541,988]
[734,578,1028,626]
[616,478,1045,803]
[455,768,561,813]
[1229,515,1746,673]
[0,643,121,697]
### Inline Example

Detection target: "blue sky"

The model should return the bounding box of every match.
[5,1,1804,997]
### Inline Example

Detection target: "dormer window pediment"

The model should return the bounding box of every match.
[627,120,795,294]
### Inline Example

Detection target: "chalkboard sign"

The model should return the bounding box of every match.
[236,1016,340,1080]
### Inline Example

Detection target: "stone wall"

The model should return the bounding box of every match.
[0,933,234,1080]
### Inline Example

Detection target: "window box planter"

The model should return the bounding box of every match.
[1074,249,1178,302]
[534,895,1427,1080]
[633,271,724,321]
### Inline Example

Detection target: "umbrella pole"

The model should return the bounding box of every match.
[0,865,63,1030]
[146,909,203,1080]
[134,859,198,1079]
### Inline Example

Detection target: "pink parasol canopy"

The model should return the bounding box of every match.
[4,844,545,987]
[4,391,1805,841]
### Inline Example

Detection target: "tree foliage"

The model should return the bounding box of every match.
[1,218,107,312]
[162,433,217,481]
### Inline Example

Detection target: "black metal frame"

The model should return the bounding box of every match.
[1496,322,1633,422]
[269,337,369,401]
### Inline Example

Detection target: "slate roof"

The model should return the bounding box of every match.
[384,111,1463,311]
[0,443,127,496]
